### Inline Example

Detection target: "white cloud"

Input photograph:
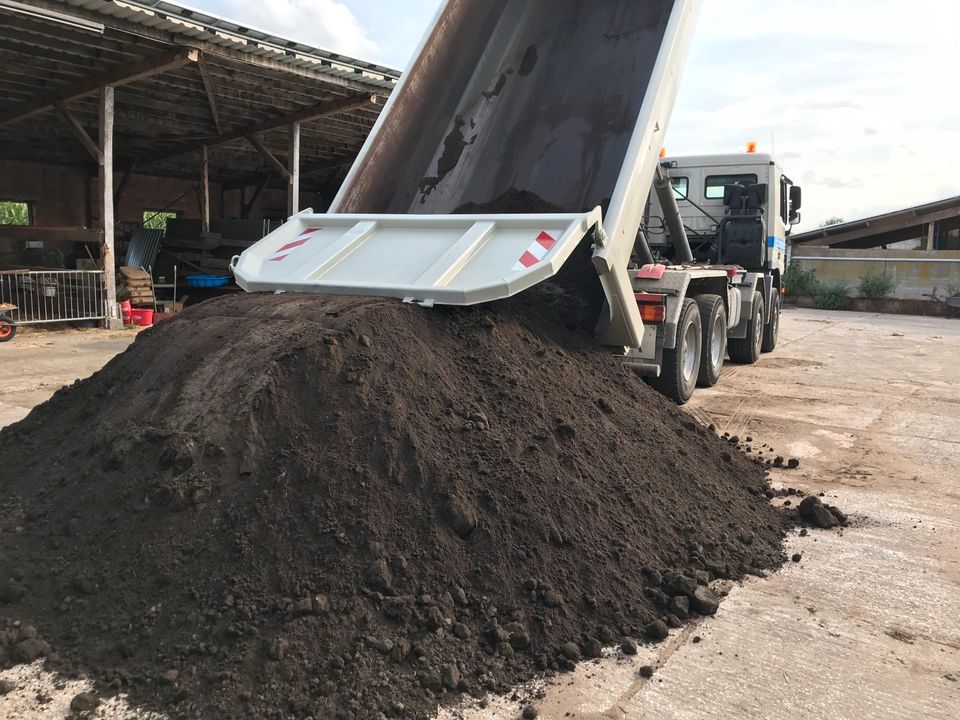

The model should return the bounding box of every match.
[668,0,960,229]
[210,0,379,59]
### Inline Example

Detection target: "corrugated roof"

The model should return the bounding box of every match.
[793,196,960,249]
[61,0,400,90]
[0,0,400,192]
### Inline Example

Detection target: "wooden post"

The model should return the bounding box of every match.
[200,145,211,235]
[288,121,301,217]
[99,85,120,328]
[926,222,936,251]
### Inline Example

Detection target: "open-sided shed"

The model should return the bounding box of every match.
[0,0,398,323]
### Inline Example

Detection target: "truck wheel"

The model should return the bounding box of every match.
[695,295,726,387]
[0,315,15,343]
[729,292,764,364]
[762,293,781,353]
[649,299,702,405]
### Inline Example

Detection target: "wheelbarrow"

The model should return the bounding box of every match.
[0,303,16,342]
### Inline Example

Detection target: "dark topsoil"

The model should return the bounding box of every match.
[0,287,788,719]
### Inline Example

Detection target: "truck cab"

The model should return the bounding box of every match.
[648,152,802,277]
[624,151,803,403]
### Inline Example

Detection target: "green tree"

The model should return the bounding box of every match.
[143,211,177,231]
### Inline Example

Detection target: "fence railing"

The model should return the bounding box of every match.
[0,270,107,325]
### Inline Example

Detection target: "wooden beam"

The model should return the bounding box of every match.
[141,93,378,165]
[301,156,356,178]
[99,86,119,328]
[196,53,224,135]
[245,134,292,180]
[0,46,200,127]
[200,145,211,234]
[241,174,272,220]
[54,101,102,163]
[288,121,301,216]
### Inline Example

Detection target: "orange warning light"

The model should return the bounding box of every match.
[746,141,758,154]
[660,147,667,158]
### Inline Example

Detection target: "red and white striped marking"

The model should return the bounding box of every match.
[511,231,557,272]
[268,228,321,263]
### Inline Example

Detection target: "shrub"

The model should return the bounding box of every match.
[783,264,819,296]
[859,270,896,299]
[815,281,849,310]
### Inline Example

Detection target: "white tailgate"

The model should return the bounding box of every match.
[231,209,602,305]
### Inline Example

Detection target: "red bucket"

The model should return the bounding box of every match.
[120,300,133,325]
[130,308,154,327]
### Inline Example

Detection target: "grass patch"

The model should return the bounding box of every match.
[783,265,819,296]
[815,281,849,310]
[859,271,895,299]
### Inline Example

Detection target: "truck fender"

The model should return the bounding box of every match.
[729,275,761,340]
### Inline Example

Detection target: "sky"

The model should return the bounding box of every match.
[193,0,959,230]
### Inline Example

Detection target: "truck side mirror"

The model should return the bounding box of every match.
[790,186,802,211]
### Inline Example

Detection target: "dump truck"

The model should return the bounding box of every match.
[232,0,802,404]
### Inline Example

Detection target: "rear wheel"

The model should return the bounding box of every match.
[762,292,781,353]
[729,292,764,364]
[695,295,726,388]
[0,315,15,343]
[649,299,702,405]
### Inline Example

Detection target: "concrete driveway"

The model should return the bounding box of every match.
[0,328,135,430]
[1,310,958,719]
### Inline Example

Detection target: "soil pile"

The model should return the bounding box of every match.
[0,292,786,719]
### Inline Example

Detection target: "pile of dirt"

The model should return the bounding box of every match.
[0,292,787,720]
[456,188,607,334]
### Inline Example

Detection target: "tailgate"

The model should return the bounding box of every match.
[231,209,602,306]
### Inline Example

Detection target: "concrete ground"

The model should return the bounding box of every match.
[0,328,135,430]
[1,309,958,719]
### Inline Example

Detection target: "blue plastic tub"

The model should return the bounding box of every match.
[187,274,232,289]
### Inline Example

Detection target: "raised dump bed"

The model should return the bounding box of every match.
[234,0,701,347]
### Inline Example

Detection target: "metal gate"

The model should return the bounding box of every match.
[0,270,107,325]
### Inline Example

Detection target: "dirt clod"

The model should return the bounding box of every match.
[69,692,100,712]
[690,587,720,616]
[645,620,670,641]
[798,496,839,529]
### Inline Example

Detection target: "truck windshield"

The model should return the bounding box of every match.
[704,174,758,199]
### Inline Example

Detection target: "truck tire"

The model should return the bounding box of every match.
[649,299,702,405]
[695,295,726,388]
[728,291,764,364]
[0,315,15,343]
[762,292,781,353]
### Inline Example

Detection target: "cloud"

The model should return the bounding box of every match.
[822,177,864,190]
[669,0,960,230]
[207,0,379,59]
